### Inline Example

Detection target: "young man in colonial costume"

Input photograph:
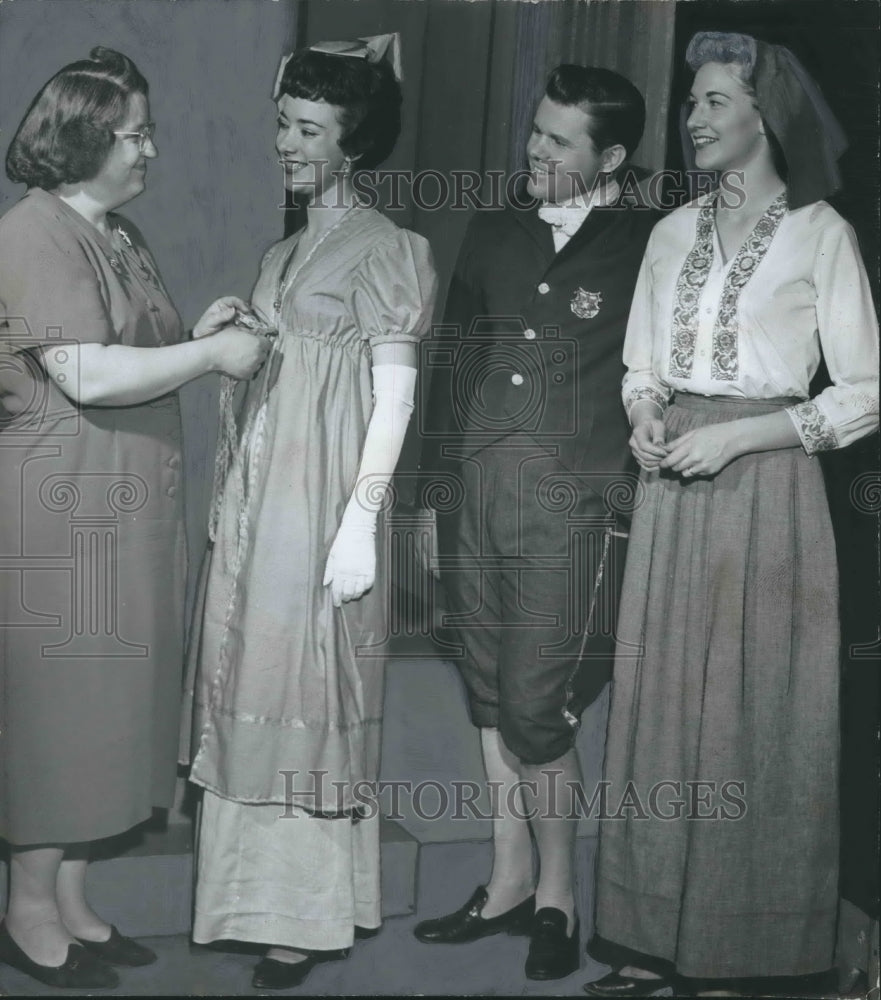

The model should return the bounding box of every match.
[415,64,655,982]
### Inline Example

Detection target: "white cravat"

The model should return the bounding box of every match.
[537,180,620,252]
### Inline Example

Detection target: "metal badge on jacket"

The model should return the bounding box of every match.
[570,287,603,320]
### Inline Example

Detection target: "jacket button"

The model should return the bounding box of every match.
[537,282,550,295]
[511,373,524,386]
[523,328,536,340]
[166,485,178,497]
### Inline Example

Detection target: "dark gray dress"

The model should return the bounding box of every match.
[0,189,186,844]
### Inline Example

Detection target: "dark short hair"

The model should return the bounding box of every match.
[277,49,402,171]
[545,64,646,159]
[6,47,148,190]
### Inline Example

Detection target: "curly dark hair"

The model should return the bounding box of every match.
[276,49,402,171]
[6,47,148,190]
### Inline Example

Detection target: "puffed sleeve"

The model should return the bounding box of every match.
[621,227,673,418]
[349,228,438,348]
[0,202,116,350]
[785,217,879,454]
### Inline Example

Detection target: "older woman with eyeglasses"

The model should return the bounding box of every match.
[0,47,270,990]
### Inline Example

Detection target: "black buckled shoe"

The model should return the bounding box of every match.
[413,886,536,944]
[77,925,157,966]
[0,921,119,989]
[582,969,675,996]
[524,908,580,980]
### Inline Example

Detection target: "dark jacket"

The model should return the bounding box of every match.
[419,194,656,501]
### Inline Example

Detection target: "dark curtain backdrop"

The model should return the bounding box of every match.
[544,0,675,173]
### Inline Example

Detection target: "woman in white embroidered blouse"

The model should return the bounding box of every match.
[585,31,879,999]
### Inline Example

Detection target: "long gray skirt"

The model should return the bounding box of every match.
[594,393,839,979]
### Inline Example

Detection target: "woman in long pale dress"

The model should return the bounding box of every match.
[583,32,879,999]
[180,36,437,991]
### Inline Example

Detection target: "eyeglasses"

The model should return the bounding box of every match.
[112,122,156,150]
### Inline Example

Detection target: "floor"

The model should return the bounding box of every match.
[0,913,639,997]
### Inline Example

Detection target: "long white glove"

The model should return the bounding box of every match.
[323,364,417,607]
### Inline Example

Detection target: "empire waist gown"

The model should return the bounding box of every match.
[181,205,437,950]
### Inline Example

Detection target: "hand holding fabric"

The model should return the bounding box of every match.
[193,296,252,339]
[630,418,668,470]
[208,327,271,380]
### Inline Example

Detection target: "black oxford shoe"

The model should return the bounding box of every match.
[524,908,580,980]
[77,925,157,966]
[413,885,536,944]
[0,922,119,989]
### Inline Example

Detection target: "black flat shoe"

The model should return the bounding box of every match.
[77,924,157,966]
[0,921,119,989]
[583,969,674,997]
[525,908,580,980]
[252,953,320,990]
[681,969,837,998]
[413,885,536,944]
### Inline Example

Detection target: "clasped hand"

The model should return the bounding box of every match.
[193,296,271,380]
[631,418,742,477]
[323,523,376,607]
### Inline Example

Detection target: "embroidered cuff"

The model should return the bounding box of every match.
[787,400,839,455]
[624,386,669,420]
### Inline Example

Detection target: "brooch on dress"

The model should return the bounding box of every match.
[570,287,602,319]
[113,225,156,285]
